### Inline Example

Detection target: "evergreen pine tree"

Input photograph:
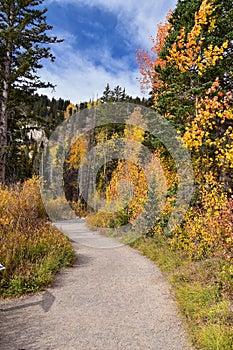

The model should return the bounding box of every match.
[0,0,62,183]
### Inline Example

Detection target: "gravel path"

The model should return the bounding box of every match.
[0,220,193,350]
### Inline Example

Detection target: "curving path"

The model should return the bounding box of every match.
[0,219,193,350]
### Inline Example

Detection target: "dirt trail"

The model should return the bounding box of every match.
[0,220,193,350]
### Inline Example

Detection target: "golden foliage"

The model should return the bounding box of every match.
[182,79,233,182]
[66,134,88,170]
[167,0,228,75]
[0,177,75,297]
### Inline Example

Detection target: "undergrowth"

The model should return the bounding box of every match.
[0,177,76,297]
[130,236,233,350]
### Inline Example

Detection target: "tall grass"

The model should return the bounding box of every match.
[0,177,75,297]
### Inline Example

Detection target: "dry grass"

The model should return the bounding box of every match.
[0,177,75,297]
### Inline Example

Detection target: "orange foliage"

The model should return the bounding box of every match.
[136,11,172,93]
[172,178,233,263]
[106,160,148,220]
[106,107,148,219]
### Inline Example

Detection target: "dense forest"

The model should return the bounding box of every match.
[5,85,147,183]
[135,0,233,260]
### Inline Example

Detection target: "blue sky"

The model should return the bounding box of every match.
[40,0,177,104]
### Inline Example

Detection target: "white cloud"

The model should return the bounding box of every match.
[45,0,177,48]
[39,45,145,103]
[40,0,177,102]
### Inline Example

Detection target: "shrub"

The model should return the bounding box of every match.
[0,177,75,297]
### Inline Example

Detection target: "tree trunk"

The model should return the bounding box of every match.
[0,48,11,185]
[0,106,7,185]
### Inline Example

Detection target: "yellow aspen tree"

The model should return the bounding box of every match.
[66,134,88,170]
[182,78,233,188]
[106,107,148,220]
[167,0,228,76]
